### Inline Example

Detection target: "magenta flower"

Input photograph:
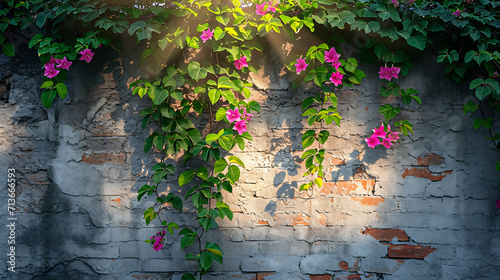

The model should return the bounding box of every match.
[201,28,214,43]
[233,119,247,135]
[365,135,381,149]
[372,125,388,138]
[234,56,248,70]
[452,9,461,17]
[391,0,399,7]
[382,138,393,148]
[268,2,276,13]
[45,56,57,67]
[256,3,267,15]
[332,60,342,71]
[243,108,253,121]
[55,57,72,70]
[153,243,164,251]
[330,72,344,86]
[44,64,60,78]
[496,200,500,209]
[325,47,341,70]
[388,131,400,142]
[79,49,94,63]
[295,57,308,75]
[226,107,241,123]
[379,66,400,81]
[407,0,415,4]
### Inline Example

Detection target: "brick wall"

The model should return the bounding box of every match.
[0,42,499,280]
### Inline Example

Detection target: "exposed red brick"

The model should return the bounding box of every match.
[402,168,451,181]
[290,213,310,226]
[365,107,369,111]
[348,275,361,279]
[257,272,275,280]
[317,214,327,226]
[257,220,269,226]
[320,180,376,195]
[418,153,445,166]
[350,196,385,206]
[112,198,121,203]
[363,228,409,242]
[339,261,349,270]
[310,275,332,280]
[388,244,436,259]
[81,152,126,165]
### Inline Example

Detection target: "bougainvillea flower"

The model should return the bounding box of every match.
[233,119,247,135]
[496,200,500,209]
[391,0,399,7]
[379,66,400,81]
[256,3,267,15]
[388,131,400,142]
[365,135,381,148]
[330,72,344,86]
[325,47,341,64]
[295,57,308,75]
[243,108,253,121]
[153,243,164,251]
[407,0,415,4]
[55,57,72,70]
[226,107,241,123]
[382,138,393,148]
[268,2,276,12]
[200,28,213,43]
[44,63,60,78]
[45,56,57,67]
[452,9,461,17]
[234,56,248,70]
[372,125,388,138]
[332,60,342,70]
[79,49,94,63]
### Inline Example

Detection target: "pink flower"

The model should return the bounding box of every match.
[243,108,253,121]
[388,131,400,142]
[44,63,60,78]
[382,138,393,148]
[256,3,267,15]
[372,125,388,138]
[226,107,241,123]
[391,0,399,7]
[365,135,381,149]
[79,49,94,63]
[379,66,400,81]
[45,56,56,67]
[153,242,164,251]
[55,57,72,70]
[295,57,308,75]
[234,56,248,70]
[201,28,214,43]
[407,0,415,4]
[330,72,343,86]
[325,47,341,69]
[496,200,500,209]
[151,230,166,251]
[268,2,276,12]
[233,119,247,135]
[452,9,461,17]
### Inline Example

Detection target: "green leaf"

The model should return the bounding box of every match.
[181,273,196,280]
[188,61,208,82]
[214,159,228,174]
[180,235,196,249]
[143,207,157,225]
[248,101,261,112]
[226,165,240,184]
[200,251,212,271]
[150,87,169,105]
[216,107,228,121]
[228,156,245,167]
[206,133,219,145]
[314,177,323,188]
[219,135,234,151]
[463,101,478,114]
[1,43,15,57]
[496,161,500,172]
[470,78,484,89]
[28,34,43,49]
[41,89,57,108]
[407,34,426,51]
[302,108,318,116]
[378,104,400,122]
[206,242,224,264]
[208,89,221,105]
[301,149,317,159]
[475,86,492,100]
[318,130,330,144]
[217,76,233,89]
[179,170,195,187]
[41,81,53,89]
[473,118,493,130]
[55,83,68,100]
[213,26,225,40]
[197,166,209,180]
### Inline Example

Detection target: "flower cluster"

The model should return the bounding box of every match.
[452,9,461,17]
[226,107,253,135]
[391,0,399,7]
[325,47,343,86]
[44,56,72,78]
[79,49,94,63]
[295,57,308,74]
[365,124,400,149]
[256,1,276,16]
[201,28,214,43]
[234,56,248,70]
[379,66,401,81]
[150,230,166,251]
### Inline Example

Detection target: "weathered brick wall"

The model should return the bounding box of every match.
[0,41,499,280]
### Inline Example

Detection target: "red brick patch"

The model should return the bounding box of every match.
[402,168,451,181]
[339,261,349,270]
[257,220,269,226]
[388,244,436,259]
[350,196,385,206]
[347,275,361,279]
[256,272,275,280]
[81,152,126,164]
[363,228,409,242]
[310,275,332,280]
[290,213,310,226]
[320,180,375,195]
[418,153,445,166]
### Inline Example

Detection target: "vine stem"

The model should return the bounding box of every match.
[478,101,499,150]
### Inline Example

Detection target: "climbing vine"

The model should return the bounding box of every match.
[1,0,499,278]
